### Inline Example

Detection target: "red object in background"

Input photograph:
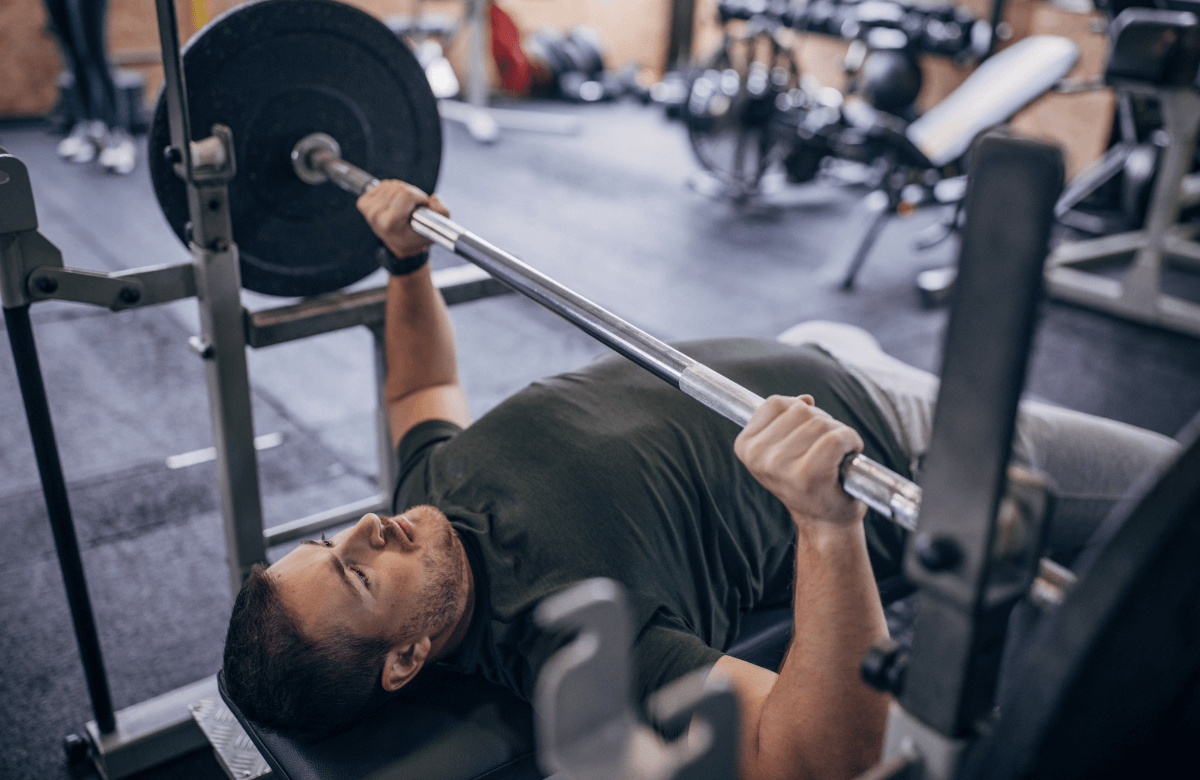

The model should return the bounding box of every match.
[491,3,531,94]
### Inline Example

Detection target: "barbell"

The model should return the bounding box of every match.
[290,129,924,528]
[147,0,922,529]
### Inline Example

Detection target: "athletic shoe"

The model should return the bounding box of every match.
[57,121,96,162]
[97,128,136,175]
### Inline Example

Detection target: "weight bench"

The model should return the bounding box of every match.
[216,605,801,780]
[841,34,1079,287]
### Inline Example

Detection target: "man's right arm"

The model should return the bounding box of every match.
[715,394,891,780]
[358,181,471,447]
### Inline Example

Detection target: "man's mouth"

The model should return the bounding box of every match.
[393,515,415,543]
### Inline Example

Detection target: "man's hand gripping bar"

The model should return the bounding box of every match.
[291,132,923,531]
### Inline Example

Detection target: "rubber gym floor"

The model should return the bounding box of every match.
[2,101,1198,780]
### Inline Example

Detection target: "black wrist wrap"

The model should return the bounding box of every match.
[377,247,430,276]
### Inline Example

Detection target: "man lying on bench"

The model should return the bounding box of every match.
[222,182,1179,780]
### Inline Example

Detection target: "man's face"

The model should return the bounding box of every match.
[269,507,468,650]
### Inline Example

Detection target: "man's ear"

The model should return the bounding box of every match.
[381,636,432,692]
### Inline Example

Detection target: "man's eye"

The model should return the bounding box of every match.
[352,568,369,587]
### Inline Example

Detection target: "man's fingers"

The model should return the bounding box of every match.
[737,396,803,465]
[741,395,824,440]
[733,391,870,524]
[773,414,843,465]
[740,395,791,438]
[355,180,447,258]
[806,426,864,479]
[736,396,838,478]
[358,180,429,220]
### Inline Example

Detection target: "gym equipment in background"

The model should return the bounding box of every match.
[682,0,804,198]
[384,11,462,99]
[382,0,582,143]
[921,1,1200,327]
[671,0,1078,289]
[438,0,582,143]
[1052,93,1164,238]
[1045,6,1200,338]
[1053,0,1200,238]
[677,0,995,200]
[524,25,650,104]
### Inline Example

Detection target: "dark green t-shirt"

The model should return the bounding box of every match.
[393,338,909,705]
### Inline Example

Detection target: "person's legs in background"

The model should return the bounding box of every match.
[44,0,135,173]
[45,0,101,163]
[76,0,136,174]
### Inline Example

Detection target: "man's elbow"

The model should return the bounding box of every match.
[738,715,886,780]
[742,752,879,780]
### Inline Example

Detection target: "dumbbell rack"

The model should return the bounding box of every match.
[0,1,508,778]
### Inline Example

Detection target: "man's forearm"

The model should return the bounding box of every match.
[750,521,889,780]
[383,266,459,404]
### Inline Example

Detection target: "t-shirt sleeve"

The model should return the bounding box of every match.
[632,616,725,705]
[393,419,463,511]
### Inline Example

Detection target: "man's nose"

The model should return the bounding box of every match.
[347,513,386,549]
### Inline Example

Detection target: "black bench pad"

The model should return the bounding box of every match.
[219,607,799,780]
[220,668,541,780]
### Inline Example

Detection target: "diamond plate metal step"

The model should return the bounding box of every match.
[189,697,272,780]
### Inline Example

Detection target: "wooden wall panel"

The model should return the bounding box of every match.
[0,0,194,118]
[1007,0,1114,178]
[0,0,63,117]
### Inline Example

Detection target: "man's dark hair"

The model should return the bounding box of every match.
[222,564,393,741]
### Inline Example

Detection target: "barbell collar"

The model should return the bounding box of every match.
[292,133,382,195]
[291,136,927,530]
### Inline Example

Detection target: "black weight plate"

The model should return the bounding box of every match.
[149,0,441,298]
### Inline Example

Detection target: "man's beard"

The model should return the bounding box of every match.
[412,524,464,635]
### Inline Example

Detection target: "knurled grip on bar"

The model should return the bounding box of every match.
[293,134,925,531]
